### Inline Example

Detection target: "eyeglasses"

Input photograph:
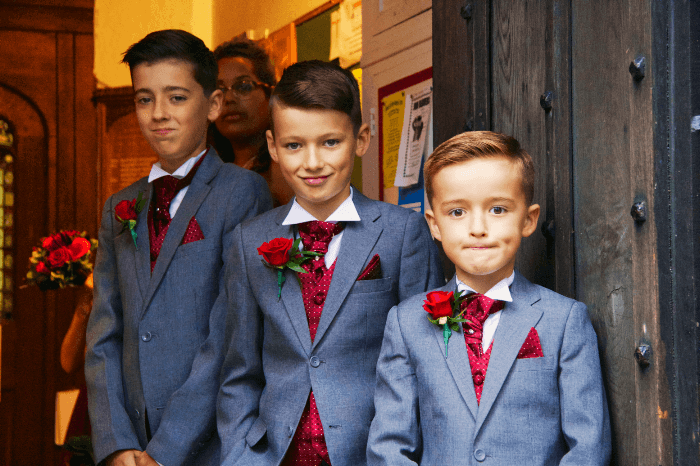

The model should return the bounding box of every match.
[217,78,272,99]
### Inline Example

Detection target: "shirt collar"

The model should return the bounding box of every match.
[148,149,206,183]
[456,271,515,302]
[282,187,360,225]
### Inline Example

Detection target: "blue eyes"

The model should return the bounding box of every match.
[285,143,301,150]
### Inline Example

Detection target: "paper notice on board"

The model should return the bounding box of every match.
[394,87,432,187]
[381,90,406,190]
[336,0,362,68]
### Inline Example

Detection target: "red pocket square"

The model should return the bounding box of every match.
[358,254,381,281]
[517,327,544,359]
[181,217,204,245]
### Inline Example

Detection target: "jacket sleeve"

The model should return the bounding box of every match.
[85,195,142,465]
[559,302,612,465]
[398,210,445,301]
[367,305,422,465]
[145,173,272,465]
[216,223,266,464]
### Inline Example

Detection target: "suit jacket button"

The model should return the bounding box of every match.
[310,356,320,368]
[141,332,152,342]
[474,449,486,462]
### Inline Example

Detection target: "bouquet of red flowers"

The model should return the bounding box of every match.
[26,230,98,291]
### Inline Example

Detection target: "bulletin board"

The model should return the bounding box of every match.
[377,67,432,211]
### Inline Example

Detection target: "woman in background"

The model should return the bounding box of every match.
[211,37,293,206]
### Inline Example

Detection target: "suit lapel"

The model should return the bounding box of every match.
[275,203,314,356]
[311,192,382,350]
[138,151,221,320]
[475,272,543,433]
[431,276,479,420]
[133,182,152,300]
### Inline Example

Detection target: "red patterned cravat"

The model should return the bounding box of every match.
[282,220,344,466]
[147,153,206,271]
[460,293,504,404]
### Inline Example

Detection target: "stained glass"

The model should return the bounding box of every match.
[4,154,12,164]
[4,255,12,269]
[5,275,11,291]
[4,234,11,248]
[5,192,13,206]
[4,171,12,185]
[4,296,12,312]
[4,212,12,227]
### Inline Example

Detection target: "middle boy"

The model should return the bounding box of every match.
[217,60,444,466]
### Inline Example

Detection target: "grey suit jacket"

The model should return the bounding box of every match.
[85,149,272,466]
[367,272,611,465]
[216,191,445,466]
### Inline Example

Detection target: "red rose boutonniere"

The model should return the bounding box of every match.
[115,192,146,248]
[423,290,468,356]
[258,237,321,299]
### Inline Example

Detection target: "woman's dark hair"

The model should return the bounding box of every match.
[213,38,276,97]
[270,60,362,135]
[122,29,218,96]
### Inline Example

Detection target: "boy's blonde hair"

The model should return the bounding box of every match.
[424,131,535,205]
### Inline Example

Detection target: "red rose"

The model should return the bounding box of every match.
[68,237,91,260]
[41,235,60,251]
[36,261,50,274]
[47,247,71,269]
[257,237,294,267]
[115,199,137,222]
[423,290,455,320]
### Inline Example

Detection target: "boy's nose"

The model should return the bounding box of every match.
[302,146,323,170]
[469,213,487,237]
[152,100,169,121]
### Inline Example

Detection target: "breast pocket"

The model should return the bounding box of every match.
[350,277,392,294]
[511,356,551,372]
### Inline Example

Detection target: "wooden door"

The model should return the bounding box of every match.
[433,0,699,463]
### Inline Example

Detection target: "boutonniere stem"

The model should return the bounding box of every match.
[423,290,468,357]
[115,192,146,249]
[258,237,321,299]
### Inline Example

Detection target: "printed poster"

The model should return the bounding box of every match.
[381,90,406,190]
[394,86,432,187]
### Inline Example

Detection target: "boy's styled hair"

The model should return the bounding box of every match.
[270,60,362,135]
[122,29,218,96]
[213,37,276,97]
[425,131,535,205]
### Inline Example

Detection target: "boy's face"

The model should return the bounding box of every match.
[132,59,223,173]
[267,105,369,221]
[425,157,540,293]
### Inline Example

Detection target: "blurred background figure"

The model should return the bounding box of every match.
[211,37,293,206]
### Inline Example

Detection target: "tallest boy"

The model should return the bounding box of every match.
[86,30,271,466]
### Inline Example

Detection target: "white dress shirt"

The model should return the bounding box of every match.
[282,187,360,268]
[456,272,515,352]
[147,149,206,218]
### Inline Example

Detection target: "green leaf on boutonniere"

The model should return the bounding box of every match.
[423,289,469,357]
[258,236,325,300]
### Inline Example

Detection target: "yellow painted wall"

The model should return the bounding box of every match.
[94,0,214,88]
[212,0,327,47]
[94,0,330,88]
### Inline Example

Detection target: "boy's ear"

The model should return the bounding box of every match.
[266,129,279,163]
[424,209,442,242]
[521,204,541,238]
[207,89,224,122]
[354,123,371,158]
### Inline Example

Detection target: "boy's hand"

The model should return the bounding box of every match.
[106,449,140,466]
[135,451,160,466]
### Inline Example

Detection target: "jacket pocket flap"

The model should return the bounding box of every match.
[245,418,267,446]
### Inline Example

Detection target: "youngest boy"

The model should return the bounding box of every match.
[367,131,610,465]
[216,60,444,466]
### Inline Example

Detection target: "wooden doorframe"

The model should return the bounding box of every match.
[652,0,700,462]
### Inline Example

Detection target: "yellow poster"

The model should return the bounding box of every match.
[381,90,405,189]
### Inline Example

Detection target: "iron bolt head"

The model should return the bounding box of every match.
[635,344,652,369]
[629,55,646,81]
[630,201,647,223]
[540,91,553,111]
[460,3,473,20]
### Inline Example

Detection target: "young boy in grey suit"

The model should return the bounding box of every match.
[367,131,611,465]
[85,30,271,466]
[216,60,444,466]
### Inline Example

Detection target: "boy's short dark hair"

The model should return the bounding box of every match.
[425,131,535,205]
[270,60,362,135]
[122,29,218,96]
[213,38,276,97]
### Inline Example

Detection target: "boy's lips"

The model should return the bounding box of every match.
[302,175,329,185]
[153,128,175,136]
[221,111,245,121]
